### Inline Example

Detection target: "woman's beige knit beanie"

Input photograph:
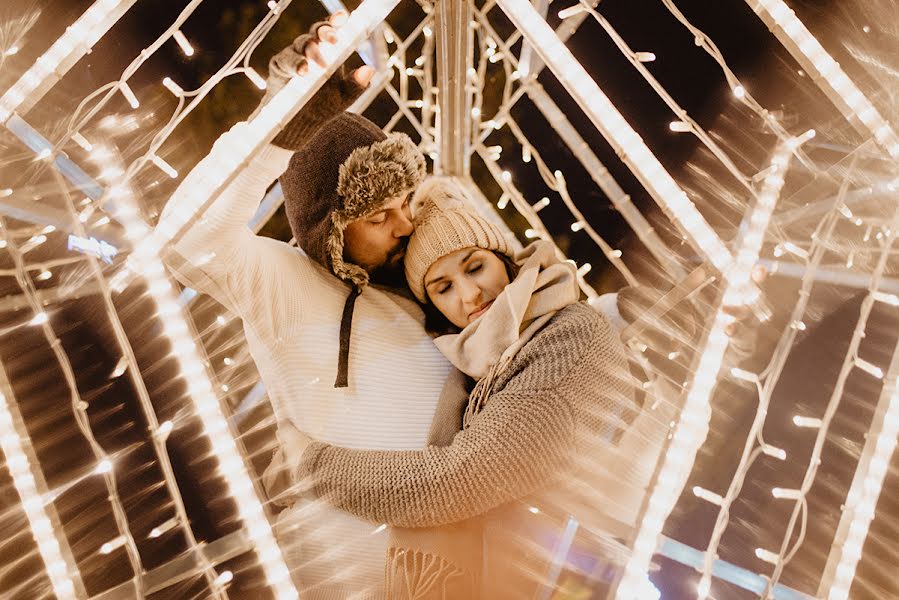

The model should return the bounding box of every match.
[404,176,512,303]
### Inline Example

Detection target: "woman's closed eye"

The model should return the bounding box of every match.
[466,262,482,274]
[434,282,452,295]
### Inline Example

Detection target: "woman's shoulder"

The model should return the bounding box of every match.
[536,302,618,345]
[501,302,624,390]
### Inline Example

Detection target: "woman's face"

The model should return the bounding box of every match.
[424,247,511,329]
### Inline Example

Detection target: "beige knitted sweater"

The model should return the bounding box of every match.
[294,302,635,595]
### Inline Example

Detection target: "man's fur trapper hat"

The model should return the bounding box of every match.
[280,112,426,288]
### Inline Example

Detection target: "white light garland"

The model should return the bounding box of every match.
[0,386,78,600]
[0,0,138,124]
[495,0,733,273]
[824,356,899,599]
[746,0,899,158]
[618,136,802,599]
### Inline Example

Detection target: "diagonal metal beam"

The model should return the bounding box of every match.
[0,361,86,599]
[817,336,899,598]
[745,0,899,159]
[0,0,138,124]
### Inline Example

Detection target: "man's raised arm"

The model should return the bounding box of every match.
[158,14,370,313]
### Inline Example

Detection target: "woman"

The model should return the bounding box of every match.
[268,176,641,598]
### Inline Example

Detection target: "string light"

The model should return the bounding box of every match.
[558,5,587,19]
[619,137,799,598]
[0,0,138,124]
[792,415,822,428]
[119,82,140,108]
[162,77,184,97]
[172,30,195,56]
[150,154,179,179]
[0,387,79,599]
[72,132,93,151]
[496,0,733,274]
[692,486,724,505]
[244,67,267,90]
[826,385,899,599]
[747,0,899,158]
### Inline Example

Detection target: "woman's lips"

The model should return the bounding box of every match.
[469,300,494,320]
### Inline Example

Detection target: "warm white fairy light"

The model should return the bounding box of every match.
[855,357,884,379]
[618,138,799,598]
[755,547,780,564]
[496,0,733,273]
[150,154,179,179]
[793,415,822,428]
[0,0,138,124]
[530,197,549,212]
[72,132,93,151]
[692,486,724,505]
[0,390,78,599]
[99,535,127,555]
[172,30,195,56]
[245,67,268,90]
[119,82,140,109]
[111,183,296,595]
[747,0,899,158]
[826,385,899,599]
[558,5,587,19]
[29,312,49,326]
[761,443,787,460]
[162,77,184,97]
[873,291,899,306]
[771,487,802,500]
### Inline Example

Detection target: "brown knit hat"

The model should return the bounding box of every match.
[280,112,426,387]
[405,176,512,303]
[280,112,426,287]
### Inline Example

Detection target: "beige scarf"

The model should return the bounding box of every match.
[434,240,580,428]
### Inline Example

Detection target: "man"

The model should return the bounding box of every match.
[160,14,461,599]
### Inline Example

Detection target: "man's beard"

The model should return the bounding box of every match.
[368,240,409,288]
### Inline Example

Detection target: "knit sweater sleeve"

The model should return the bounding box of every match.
[159,122,296,316]
[295,387,577,528]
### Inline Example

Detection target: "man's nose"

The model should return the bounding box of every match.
[392,212,414,238]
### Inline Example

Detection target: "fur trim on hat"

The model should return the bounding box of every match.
[327,132,426,287]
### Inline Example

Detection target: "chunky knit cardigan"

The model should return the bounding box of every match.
[292,301,636,597]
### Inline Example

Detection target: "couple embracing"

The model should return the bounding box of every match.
[162,15,726,600]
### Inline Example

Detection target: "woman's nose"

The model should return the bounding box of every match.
[458,279,481,305]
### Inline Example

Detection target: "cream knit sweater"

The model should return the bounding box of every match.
[293,302,636,593]
[159,123,455,599]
